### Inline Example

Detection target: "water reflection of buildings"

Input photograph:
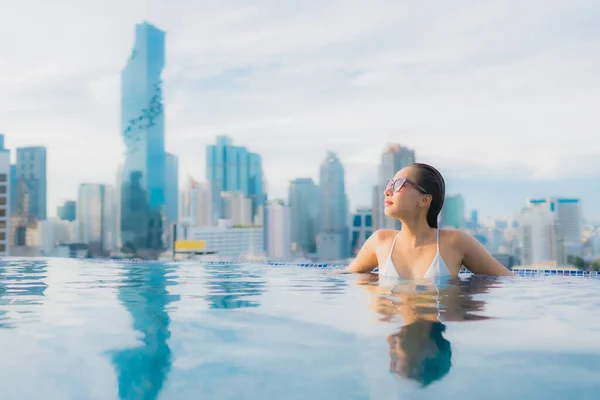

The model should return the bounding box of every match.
[0,259,48,329]
[204,263,266,309]
[110,262,179,399]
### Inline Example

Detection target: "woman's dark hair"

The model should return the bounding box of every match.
[410,163,445,228]
[388,320,452,387]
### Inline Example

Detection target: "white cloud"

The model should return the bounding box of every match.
[1,0,599,215]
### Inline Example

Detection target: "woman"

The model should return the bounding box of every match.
[346,163,512,278]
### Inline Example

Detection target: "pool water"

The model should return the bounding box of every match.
[1,258,599,399]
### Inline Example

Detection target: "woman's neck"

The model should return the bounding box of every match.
[398,217,436,247]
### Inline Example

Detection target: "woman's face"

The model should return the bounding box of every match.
[383,166,428,219]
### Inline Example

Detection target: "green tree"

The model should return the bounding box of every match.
[592,260,600,272]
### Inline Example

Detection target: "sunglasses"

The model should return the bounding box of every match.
[385,178,429,194]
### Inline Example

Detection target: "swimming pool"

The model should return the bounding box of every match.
[0,258,599,399]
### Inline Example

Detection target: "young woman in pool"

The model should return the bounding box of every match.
[346,163,513,279]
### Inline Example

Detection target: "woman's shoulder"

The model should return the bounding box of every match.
[371,229,399,242]
[438,228,474,247]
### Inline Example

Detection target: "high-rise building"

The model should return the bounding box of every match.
[165,153,178,225]
[351,208,373,255]
[265,199,291,259]
[119,22,167,257]
[527,198,582,257]
[0,135,10,256]
[317,151,349,261]
[440,194,466,229]
[221,191,253,226]
[206,136,265,222]
[57,200,77,222]
[78,183,117,255]
[518,205,565,265]
[9,164,17,216]
[372,144,415,230]
[288,178,319,255]
[179,178,212,227]
[16,146,47,222]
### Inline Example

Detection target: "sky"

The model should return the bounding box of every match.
[1,0,600,221]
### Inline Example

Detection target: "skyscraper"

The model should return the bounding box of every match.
[527,197,582,257]
[440,194,466,229]
[15,146,47,222]
[317,151,349,261]
[519,205,565,265]
[288,178,319,254]
[119,22,167,257]
[179,178,212,227]
[351,208,373,255]
[165,153,178,225]
[78,183,117,255]
[372,144,415,230]
[206,136,265,222]
[0,135,10,256]
[265,199,291,259]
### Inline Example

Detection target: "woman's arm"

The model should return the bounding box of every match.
[456,231,513,276]
[345,230,384,273]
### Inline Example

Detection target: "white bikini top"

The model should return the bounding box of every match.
[379,230,451,280]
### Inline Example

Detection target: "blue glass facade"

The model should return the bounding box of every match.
[119,22,167,256]
[165,153,178,225]
[57,200,76,222]
[206,136,265,221]
[288,178,320,254]
[15,146,47,222]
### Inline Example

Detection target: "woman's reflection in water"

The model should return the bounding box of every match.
[357,273,492,387]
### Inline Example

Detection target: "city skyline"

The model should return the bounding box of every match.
[2,1,600,221]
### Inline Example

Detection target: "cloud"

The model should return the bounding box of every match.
[1,0,599,216]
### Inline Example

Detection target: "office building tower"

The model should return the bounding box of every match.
[351,208,373,255]
[527,198,583,257]
[179,178,212,227]
[57,200,77,222]
[78,183,117,255]
[119,22,167,257]
[221,191,252,226]
[206,136,265,222]
[317,151,349,261]
[265,199,291,259]
[518,205,565,265]
[0,136,10,256]
[16,146,47,222]
[372,144,415,230]
[440,194,466,229]
[165,153,178,225]
[288,178,320,255]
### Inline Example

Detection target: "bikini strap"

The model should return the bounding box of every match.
[436,229,440,252]
[388,232,400,257]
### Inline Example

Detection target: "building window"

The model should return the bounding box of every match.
[353,215,361,227]
[365,215,372,227]
[0,197,5,205]
[0,173,5,182]
[0,210,4,217]
[0,221,4,229]
[0,244,5,252]
[0,233,5,241]
[0,186,5,194]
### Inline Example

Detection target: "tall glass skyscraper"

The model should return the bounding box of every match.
[206,136,265,222]
[317,151,349,261]
[119,22,167,256]
[165,153,178,225]
[15,146,47,222]
[288,178,320,254]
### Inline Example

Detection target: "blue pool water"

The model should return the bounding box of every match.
[1,258,599,400]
